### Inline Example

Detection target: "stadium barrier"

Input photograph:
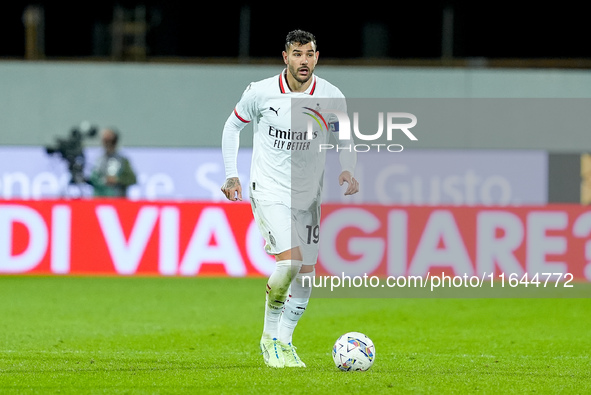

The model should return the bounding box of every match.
[1,200,590,281]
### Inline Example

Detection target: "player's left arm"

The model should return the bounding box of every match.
[336,137,358,195]
[338,169,359,196]
[332,93,359,196]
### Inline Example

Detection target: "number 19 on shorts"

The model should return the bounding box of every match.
[306,225,319,244]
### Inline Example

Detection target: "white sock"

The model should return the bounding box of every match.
[262,260,302,340]
[278,268,314,344]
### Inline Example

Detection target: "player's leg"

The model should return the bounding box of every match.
[278,205,320,367]
[260,247,303,368]
[251,197,302,368]
[279,204,319,345]
[279,263,313,344]
[278,263,313,367]
[262,247,303,341]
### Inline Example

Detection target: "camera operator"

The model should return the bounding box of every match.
[88,128,137,198]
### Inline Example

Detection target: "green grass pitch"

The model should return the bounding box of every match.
[0,276,590,394]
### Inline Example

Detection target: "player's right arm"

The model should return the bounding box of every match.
[221,176,242,201]
[220,83,257,201]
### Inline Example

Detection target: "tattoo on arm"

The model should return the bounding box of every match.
[225,177,240,188]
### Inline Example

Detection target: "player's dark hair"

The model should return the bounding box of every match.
[285,30,316,51]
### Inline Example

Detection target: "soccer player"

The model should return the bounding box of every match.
[221,30,359,368]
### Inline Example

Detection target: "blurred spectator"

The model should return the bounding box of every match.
[88,128,136,198]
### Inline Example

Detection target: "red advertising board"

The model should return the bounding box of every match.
[1,200,590,280]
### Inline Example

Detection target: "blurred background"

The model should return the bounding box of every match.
[2,2,590,62]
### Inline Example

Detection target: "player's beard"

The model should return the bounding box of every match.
[288,64,314,84]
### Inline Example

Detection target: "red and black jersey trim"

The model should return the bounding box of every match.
[309,78,317,95]
[279,71,316,95]
[279,73,287,94]
[233,108,250,123]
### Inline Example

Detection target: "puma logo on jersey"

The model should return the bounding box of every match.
[269,107,280,116]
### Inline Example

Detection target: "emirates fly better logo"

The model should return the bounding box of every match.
[302,106,418,153]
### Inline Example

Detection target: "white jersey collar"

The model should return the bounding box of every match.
[279,69,317,95]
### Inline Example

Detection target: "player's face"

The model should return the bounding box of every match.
[283,42,318,84]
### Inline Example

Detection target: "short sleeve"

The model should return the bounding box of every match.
[233,82,258,123]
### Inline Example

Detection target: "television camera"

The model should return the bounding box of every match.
[45,121,98,185]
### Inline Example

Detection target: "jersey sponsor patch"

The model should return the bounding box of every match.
[329,121,339,132]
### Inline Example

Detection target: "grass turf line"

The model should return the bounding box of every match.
[0,276,589,394]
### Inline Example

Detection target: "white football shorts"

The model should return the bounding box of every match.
[250,196,321,264]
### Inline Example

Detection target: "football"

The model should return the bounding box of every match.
[332,331,376,371]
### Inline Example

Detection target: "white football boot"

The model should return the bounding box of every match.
[260,338,285,368]
[281,342,306,368]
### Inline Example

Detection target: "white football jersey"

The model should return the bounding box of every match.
[232,69,348,209]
